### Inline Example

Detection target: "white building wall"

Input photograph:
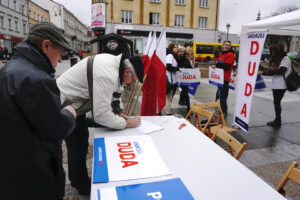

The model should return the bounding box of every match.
[31,0,64,29]
[0,0,28,53]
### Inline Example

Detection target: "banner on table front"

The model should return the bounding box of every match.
[209,67,224,87]
[94,178,194,200]
[93,135,170,183]
[234,30,267,132]
[177,68,201,95]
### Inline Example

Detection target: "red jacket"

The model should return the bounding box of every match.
[217,51,235,81]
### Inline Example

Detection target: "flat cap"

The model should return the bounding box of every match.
[29,22,71,51]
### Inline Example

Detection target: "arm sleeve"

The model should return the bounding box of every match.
[264,67,287,76]
[93,77,126,129]
[20,79,76,141]
[216,63,231,70]
[166,64,179,72]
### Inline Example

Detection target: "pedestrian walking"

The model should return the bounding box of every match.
[57,54,144,195]
[0,22,77,200]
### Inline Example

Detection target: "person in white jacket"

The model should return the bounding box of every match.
[57,53,144,195]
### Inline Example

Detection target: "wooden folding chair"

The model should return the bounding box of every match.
[193,100,238,134]
[276,161,300,197]
[211,128,247,160]
[185,105,216,137]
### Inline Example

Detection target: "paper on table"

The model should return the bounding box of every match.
[135,120,163,134]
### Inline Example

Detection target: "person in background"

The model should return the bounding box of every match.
[0,22,76,200]
[212,40,235,117]
[260,44,291,127]
[165,42,181,115]
[179,46,194,114]
[57,54,144,195]
[177,46,187,105]
[78,49,83,60]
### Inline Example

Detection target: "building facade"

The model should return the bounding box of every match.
[28,1,50,28]
[0,0,28,54]
[92,0,228,53]
[32,0,91,52]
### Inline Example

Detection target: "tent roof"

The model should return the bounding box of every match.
[242,9,300,36]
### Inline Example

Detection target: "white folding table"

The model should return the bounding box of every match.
[91,116,286,200]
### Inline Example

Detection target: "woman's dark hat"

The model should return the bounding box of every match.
[129,56,144,83]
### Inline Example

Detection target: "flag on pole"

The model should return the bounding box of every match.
[141,30,166,115]
[142,32,153,67]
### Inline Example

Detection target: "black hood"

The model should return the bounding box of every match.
[14,42,55,75]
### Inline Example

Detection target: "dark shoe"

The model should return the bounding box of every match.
[266,120,281,127]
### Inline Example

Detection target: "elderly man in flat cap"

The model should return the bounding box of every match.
[57,54,144,195]
[0,22,76,200]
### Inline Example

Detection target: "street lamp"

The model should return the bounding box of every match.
[226,23,231,40]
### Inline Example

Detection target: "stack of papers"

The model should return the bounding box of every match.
[135,120,163,134]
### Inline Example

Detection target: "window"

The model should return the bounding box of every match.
[149,13,160,25]
[41,16,43,21]
[8,18,12,30]
[199,0,208,7]
[28,10,31,18]
[198,17,207,29]
[38,14,40,21]
[175,15,184,27]
[0,16,3,28]
[175,0,185,5]
[121,10,132,24]
[23,22,26,33]
[150,0,160,2]
[13,0,16,10]
[15,20,18,31]
[33,12,36,20]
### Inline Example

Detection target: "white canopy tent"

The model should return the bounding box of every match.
[241,9,300,36]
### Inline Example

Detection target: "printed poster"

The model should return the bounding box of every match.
[93,135,171,183]
[209,67,224,87]
[177,68,201,96]
[234,30,267,132]
[91,3,106,28]
[93,178,194,200]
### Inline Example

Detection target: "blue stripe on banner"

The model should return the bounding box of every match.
[234,116,248,132]
[115,178,194,200]
[93,138,109,183]
[188,82,200,96]
[98,189,101,200]
[229,85,235,90]
[209,80,224,88]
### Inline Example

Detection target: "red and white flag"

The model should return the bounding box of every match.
[141,30,166,116]
[142,32,153,66]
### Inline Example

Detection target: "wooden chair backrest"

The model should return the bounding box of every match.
[211,128,247,160]
[193,100,226,127]
[185,105,216,134]
[276,161,300,195]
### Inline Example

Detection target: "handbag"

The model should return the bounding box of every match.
[283,64,300,92]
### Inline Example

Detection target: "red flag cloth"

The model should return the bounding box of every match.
[141,51,166,116]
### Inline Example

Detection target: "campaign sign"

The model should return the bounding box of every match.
[229,72,236,90]
[234,30,267,132]
[94,178,194,200]
[93,135,171,183]
[209,67,224,87]
[177,68,201,95]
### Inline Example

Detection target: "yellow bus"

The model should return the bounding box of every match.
[193,42,240,62]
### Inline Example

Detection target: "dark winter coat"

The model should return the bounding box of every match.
[0,43,75,200]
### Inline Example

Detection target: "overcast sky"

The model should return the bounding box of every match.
[53,0,300,34]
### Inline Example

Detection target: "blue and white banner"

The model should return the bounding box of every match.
[209,67,224,87]
[234,30,267,132]
[229,72,236,90]
[177,68,201,96]
[93,178,194,200]
[93,135,171,183]
[255,74,266,90]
